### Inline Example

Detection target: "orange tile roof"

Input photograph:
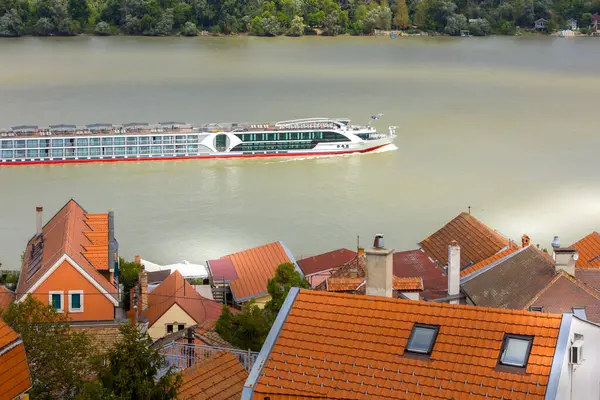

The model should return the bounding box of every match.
[178,351,248,400]
[0,319,32,400]
[460,246,520,278]
[392,277,424,291]
[15,199,116,301]
[144,270,224,328]
[214,242,295,302]
[571,231,600,268]
[250,290,562,400]
[419,212,513,268]
[326,278,364,292]
[0,286,14,315]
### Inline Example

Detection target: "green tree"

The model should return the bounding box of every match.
[265,263,309,316]
[181,20,197,34]
[580,12,592,27]
[119,257,141,310]
[469,18,491,35]
[394,0,409,28]
[83,324,182,399]
[68,0,90,24]
[444,13,466,34]
[3,296,95,399]
[215,301,272,351]
[363,6,392,32]
[287,14,305,35]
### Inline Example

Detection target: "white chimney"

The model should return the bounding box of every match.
[36,206,43,236]
[447,241,460,304]
[365,234,394,298]
[553,248,578,276]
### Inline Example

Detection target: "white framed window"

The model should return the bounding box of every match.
[48,291,64,313]
[68,290,84,313]
[499,334,534,368]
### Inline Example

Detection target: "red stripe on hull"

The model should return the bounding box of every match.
[0,144,389,166]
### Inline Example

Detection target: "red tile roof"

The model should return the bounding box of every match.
[0,319,31,400]
[393,250,446,300]
[178,351,248,400]
[144,270,224,328]
[526,271,600,322]
[326,278,364,292]
[0,286,14,315]
[460,246,520,278]
[209,242,295,302]
[571,232,600,268]
[250,290,562,400]
[15,199,116,301]
[419,212,512,268]
[297,249,357,276]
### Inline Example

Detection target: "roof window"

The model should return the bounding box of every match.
[528,306,544,312]
[573,307,587,320]
[406,324,439,355]
[499,334,533,368]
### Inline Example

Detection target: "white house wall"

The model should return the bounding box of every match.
[554,317,600,400]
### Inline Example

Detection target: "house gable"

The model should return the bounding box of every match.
[148,303,196,341]
[28,256,117,321]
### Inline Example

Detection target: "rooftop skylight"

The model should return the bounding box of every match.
[406,324,439,355]
[499,334,534,368]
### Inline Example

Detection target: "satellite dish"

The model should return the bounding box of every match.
[573,253,579,261]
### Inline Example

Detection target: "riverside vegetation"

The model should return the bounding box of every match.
[0,0,599,38]
[1,0,600,37]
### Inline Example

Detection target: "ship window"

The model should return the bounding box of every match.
[27,140,38,148]
[152,136,162,144]
[163,136,174,144]
[77,148,89,157]
[1,150,13,158]
[15,140,26,148]
[15,150,25,158]
[76,138,88,146]
[90,147,101,156]
[114,147,125,156]
[51,149,64,157]
[164,145,175,154]
[90,138,101,146]
[139,137,151,145]
[101,138,113,146]
[127,147,138,155]
[186,136,198,144]
[27,149,38,158]
[103,147,113,156]
[139,146,150,154]
[126,137,137,145]
[114,137,125,146]
[175,145,186,153]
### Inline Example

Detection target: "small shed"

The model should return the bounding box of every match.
[534,18,548,30]
[567,18,577,30]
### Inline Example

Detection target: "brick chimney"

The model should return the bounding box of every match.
[522,234,530,247]
[553,248,578,276]
[365,234,394,298]
[36,206,43,236]
[447,241,460,304]
[135,256,148,312]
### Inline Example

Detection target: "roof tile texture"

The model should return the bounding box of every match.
[252,290,562,400]
[218,242,293,301]
[575,268,600,292]
[461,247,556,310]
[144,270,224,327]
[0,320,31,400]
[297,249,357,276]
[393,250,447,300]
[571,232,600,268]
[419,212,511,268]
[0,286,14,315]
[16,199,115,301]
[178,351,248,400]
[460,246,520,278]
[527,271,600,323]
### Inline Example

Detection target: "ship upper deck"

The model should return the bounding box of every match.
[0,118,366,139]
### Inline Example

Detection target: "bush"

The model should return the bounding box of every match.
[444,14,467,36]
[580,27,591,35]
[0,9,24,37]
[94,21,111,35]
[287,15,304,36]
[181,21,197,36]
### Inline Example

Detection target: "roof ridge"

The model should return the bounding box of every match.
[299,289,563,318]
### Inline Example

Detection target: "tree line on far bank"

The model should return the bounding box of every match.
[1,0,599,38]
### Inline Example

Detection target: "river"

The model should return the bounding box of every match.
[1,35,600,269]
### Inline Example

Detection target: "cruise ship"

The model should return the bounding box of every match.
[0,115,396,166]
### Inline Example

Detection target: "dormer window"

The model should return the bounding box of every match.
[406,324,439,355]
[499,334,533,368]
